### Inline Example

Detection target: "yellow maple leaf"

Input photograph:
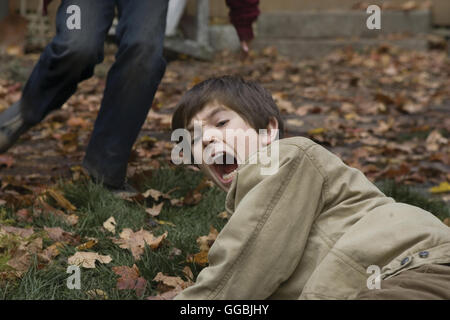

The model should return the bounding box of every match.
[429,182,450,194]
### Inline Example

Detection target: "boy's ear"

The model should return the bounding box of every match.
[260,117,279,146]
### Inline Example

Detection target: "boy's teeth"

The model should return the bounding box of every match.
[222,170,237,181]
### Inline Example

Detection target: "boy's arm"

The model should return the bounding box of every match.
[175,142,326,299]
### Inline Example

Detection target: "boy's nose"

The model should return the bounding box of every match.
[202,127,222,148]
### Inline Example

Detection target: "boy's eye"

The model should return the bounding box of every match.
[216,120,228,127]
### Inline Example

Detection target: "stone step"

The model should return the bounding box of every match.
[252,36,429,60]
[256,10,431,39]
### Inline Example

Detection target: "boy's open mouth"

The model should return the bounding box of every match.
[211,152,239,184]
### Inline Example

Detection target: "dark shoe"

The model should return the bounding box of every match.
[0,101,31,153]
[105,181,139,199]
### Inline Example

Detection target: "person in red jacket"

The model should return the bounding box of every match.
[226,0,260,57]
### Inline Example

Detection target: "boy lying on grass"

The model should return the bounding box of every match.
[171,76,450,299]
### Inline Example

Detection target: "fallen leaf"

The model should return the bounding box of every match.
[152,272,190,293]
[183,190,202,206]
[76,239,98,251]
[145,202,164,217]
[426,130,448,152]
[0,155,14,168]
[67,116,89,128]
[15,208,32,223]
[6,238,43,275]
[46,189,77,211]
[44,226,80,245]
[429,182,450,194]
[112,264,147,297]
[187,250,209,267]
[86,289,108,300]
[67,251,112,269]
[0,225,34,238]
[286,118,304,127]
[182,266,194,283]
[112,228,167,260]
[39,242,63,263]
[170,198,184,207]
[155,219,176,227]
[103,216,116,234]
[217,211,230,219]
[142,189,164,201]
[196,226,218,252]
[308,127,325,135]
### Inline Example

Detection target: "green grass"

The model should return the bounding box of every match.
[376,179,450,221]
[0,165,227,300]
[0,168,448,300]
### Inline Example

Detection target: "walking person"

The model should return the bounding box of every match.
[0,0,169,193]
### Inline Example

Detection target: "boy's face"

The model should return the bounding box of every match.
[187,102,277,192]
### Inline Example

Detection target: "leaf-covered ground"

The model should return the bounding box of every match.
[0,43,449,299]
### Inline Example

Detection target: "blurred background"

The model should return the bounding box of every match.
[0,0,449,58]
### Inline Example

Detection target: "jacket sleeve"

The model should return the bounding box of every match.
[225,0,260,41]
[175,142,326,299]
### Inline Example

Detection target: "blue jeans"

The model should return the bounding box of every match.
[20,0,168,187]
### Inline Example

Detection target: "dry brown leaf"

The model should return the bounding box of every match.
[0,225,34,238]
[7,249,31,274]
[44,226,80,245]
[286,118,304,127]
[112,228,167,260]
[6,238,43,274]
[67,116,89,128]
[36,195,78,226]
[103,216,116,234]
[152,272,190,293]
[196,226,218,252]
[0,155,14,168]
[86,289,108,300]
[182,266,195,283]
[272,92,295,113]
[142,189,164,201]
[170,198,184,207]
[67,251,112,269]
[38,242,63,263]
[187,250,209,267]
[183,190,202,206]
[15,208,32,223]
[112,264,147,296]
[46,188,76,211]
[217,211,230,220]
[426,130,448,152]
[145,202,164,217]
[76,239,98,251]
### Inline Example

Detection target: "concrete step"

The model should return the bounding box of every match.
[252,36,429,59]
[256,10,431,39]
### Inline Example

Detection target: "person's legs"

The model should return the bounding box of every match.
[0,0,115,152]
[355,263,450,300]
[82,0,168,188]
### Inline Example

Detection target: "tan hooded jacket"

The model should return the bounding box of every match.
[175,137,450,299]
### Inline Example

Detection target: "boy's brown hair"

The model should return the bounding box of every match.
[171,75,285,138]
